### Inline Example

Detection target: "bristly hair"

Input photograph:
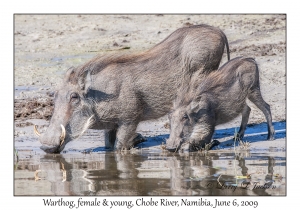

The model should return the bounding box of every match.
[196,57,257,95]
[75,49,157,77]
[174,57,257,108]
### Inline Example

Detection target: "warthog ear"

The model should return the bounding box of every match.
[64,66,76,83]
[190,100,200,113]
[78,70,92,94]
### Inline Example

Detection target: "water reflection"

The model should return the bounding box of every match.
[14,151,285,196]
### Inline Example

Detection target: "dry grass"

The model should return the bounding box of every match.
[239,141,251,150]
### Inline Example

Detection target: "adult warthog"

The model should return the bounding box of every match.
[34,24,230,153]
[166,57,275,152]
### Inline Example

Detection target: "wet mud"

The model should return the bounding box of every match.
[14,96,54,121]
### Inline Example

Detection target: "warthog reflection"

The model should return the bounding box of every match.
[15,152,285,196]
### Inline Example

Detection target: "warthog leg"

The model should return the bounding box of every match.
[105,129,146,150]
[248,89,275,140]
[237,105,251,140]
[104,129,117,149]
[131,133,147,146]
[114,123,140,150]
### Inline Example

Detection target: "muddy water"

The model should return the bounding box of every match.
[14,151,285,196]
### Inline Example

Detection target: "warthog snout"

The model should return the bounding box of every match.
[165,142,179,152]
[165,138,188,152]
[34,124,66,153]
[40,145,61,154]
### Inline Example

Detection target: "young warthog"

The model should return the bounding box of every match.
[35,24,230,153]
[166,57,275,152]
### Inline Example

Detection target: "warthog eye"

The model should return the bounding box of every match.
[70,92,80,103]
[182,114,188,121]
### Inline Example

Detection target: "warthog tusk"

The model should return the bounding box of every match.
[60,124,66,146]
[60,162,66,182]
[34,125,41,137]
[34,170,42,181]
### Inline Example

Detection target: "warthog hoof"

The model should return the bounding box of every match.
[209,140,220,149]
[191,140,220,151]
[132,133,147,146]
